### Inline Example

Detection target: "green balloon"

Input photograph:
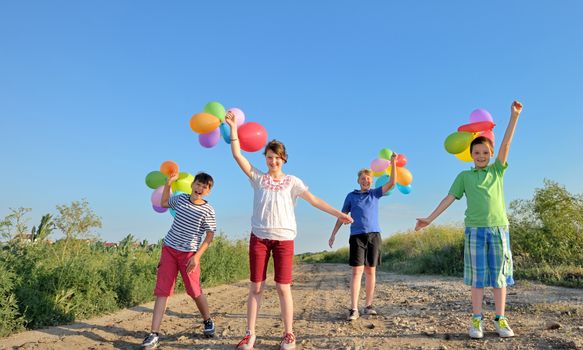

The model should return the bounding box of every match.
[145,171,167,189]
[379,148,393,160]
[204,102,226,122]
[444,131,474,154]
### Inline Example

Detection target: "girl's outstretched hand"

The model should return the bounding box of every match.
[225,111,237,128]
[415,217,431,231]
[339,213,353,224]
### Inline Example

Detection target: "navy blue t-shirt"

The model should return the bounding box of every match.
[341,187,383,235]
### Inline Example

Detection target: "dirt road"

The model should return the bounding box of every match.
[1,263,582,349]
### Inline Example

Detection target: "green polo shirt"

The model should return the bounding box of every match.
[449,158,509,227]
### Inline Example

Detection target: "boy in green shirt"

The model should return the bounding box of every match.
[416,101,523,339]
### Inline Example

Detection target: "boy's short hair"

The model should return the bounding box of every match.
[470,136,494,154]
[263,139,288,163]
[358,168,373,178]
[194,172,214,189]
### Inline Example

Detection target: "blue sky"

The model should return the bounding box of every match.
[1,1,582,253]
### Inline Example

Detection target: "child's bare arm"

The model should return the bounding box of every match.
[497,100,523,165]
[187,231,215,273]
[329,217,345,248]
[415,194,456,231]
[382,153,398,194]
[225,112,253,178]
[161,173,179,208]
[300,191,353,224]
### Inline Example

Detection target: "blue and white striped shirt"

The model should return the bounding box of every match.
[164,194,216,252]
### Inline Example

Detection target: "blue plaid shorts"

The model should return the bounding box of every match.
[464,226,514,288]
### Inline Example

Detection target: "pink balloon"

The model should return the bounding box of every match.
[199,127,220,148]
[470,108,493,123]
[150,186,166,207]
[152,205,167,213]
[227,108,246,127]
[370,158,390,172]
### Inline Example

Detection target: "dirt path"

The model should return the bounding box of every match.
[1,263,582,349]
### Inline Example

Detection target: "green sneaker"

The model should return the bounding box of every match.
[469,317,483,339]
[493,317,515,337]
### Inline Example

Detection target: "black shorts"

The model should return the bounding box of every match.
[349,232,381,267]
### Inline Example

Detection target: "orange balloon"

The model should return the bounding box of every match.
[396,167,413,186]
[190,112,221,134]
[160,160,179,177]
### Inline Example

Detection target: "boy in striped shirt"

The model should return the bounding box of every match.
[141,172,217,349]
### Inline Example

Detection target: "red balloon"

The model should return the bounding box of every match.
[457,121,495,133]
[238,122,268,152]
[396,154,408,167]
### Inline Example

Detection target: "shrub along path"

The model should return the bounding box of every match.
[1,263,582,349]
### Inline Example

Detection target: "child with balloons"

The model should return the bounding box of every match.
[328,152,398,321]
[141,172,217,349]
[415,101,523,339]
[224,112,353,350]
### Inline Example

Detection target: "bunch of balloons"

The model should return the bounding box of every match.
[145,160,193,216]
[444,108,495,162]
[190,101,268,152]
[370,148,413,196]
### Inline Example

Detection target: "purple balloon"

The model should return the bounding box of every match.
[470,108,493,123]
[227,107,245,127]
[199,127,220,148]
[152,204,167,213]
[150,186,166,206]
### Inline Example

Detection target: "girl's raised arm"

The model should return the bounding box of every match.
[225,112,253,178]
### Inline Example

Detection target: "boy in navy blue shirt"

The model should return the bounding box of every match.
[329,153,397,320]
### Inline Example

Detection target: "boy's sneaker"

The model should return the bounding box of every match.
[469,317,484,339]
[493,317,515,338]
[140,332,160,349]
[236,333,256,350]
[280,332,296,350]
[203,318,215,337]
[363,305,378,316]
[347,308,359,321]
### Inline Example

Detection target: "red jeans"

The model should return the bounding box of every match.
[249,233,294,284]
[154,245,202,298]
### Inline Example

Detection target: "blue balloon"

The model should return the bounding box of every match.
[374,175,395,196]
[220,123,231,144]
[397,183,412,195]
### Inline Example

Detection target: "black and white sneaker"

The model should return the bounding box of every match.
[140,332,159,349]
[203,318,215,337]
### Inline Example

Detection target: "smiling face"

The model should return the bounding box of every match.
[358,173,373,191]
[471,142,493,169]
[265,149,285,174]
[190,180,212,201]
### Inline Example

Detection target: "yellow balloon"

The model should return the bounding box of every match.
[372,170,385,177]
[385,166,392,175]
[396,167,413,186]
[172,172,194,194]
[454,146,474,162]
[190,112,221,134]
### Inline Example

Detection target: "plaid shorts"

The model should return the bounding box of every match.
[464,226,514,288]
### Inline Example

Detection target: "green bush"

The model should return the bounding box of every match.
[0,234,251,337]
[381,225,464,276]
[0,260,24,337]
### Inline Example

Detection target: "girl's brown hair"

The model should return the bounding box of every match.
[263,139,288,163]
